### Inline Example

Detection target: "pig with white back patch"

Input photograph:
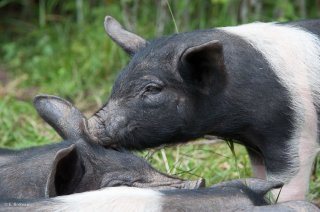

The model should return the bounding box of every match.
[0,95,203,199]
[1,179,319,212]
[85,16,320,202]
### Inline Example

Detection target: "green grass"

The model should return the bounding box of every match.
[0,3,319,203]
[142,141,252,185]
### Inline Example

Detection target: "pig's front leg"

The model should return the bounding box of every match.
[269,140,319,202]
[263,108,319,202]
[246,148,266,180]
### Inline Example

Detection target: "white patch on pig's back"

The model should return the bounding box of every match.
[48,187,163,212]
[221,23,320,201]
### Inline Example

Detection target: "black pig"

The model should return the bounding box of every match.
[0,179,319,211]
[85,16,320,202]
[0,95,203,199]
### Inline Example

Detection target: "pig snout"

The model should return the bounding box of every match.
[85,102,130,147]
[85,114,118,147]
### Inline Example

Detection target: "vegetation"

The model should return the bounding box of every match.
[0,0,319,203]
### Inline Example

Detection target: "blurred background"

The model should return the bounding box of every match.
[0,0,319,203]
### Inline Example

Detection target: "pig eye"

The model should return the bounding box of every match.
[143,84,162,95]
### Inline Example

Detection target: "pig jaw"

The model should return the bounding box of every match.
[144,169,206,190]
[132,178,205,190]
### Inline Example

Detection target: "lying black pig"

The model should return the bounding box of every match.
[85,16,320,201]
[0,95,203,199]
[0,179,319,211]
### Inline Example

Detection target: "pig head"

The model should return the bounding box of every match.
[0,95,203,199]
[86,16,227,149]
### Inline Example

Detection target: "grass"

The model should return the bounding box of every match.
[0,3,319,204]
[143,141,252,185]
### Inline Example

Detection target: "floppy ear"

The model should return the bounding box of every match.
[45,144,84,197]
[34,95,85,141]
[179,40,226,94]
[104,16,148,56]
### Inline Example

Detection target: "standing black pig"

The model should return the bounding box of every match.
[0,95,203,199]
[85,16,320,202]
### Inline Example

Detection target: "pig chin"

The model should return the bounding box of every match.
[123,176,205,191]
[139,178,206,190]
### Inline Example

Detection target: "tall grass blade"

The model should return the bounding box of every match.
[226,141,241,179]
[165,0,179,33]
[161,148,171,174]
[275,186,283,203]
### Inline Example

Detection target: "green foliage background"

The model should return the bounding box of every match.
[0,0,319,203]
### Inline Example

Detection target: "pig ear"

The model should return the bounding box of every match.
[34,95,86,141]
[104,16,148,56]
[45,144,84,197]
[180,40,226,94]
